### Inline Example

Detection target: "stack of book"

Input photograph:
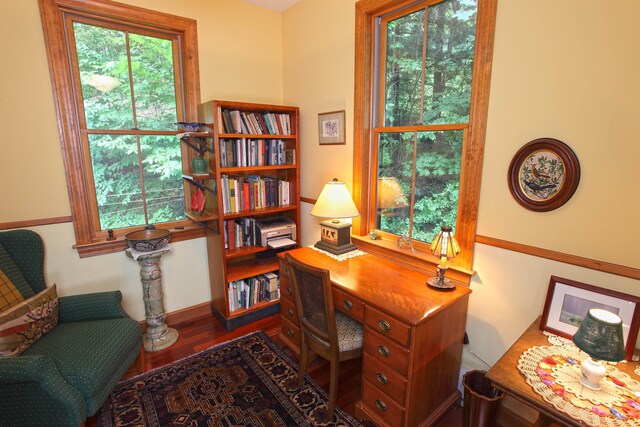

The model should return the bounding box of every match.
[221,175,290,214]
[228,271,280,312]
[219,138,288,167]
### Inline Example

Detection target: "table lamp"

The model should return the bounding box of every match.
[310,178,360,255]
[427,226,460,291]
[377,177,408,216]
[572,308,626,390]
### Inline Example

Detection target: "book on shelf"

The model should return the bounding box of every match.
[228,271,280,312]
[218,109,292,136]
[219,138,286,168]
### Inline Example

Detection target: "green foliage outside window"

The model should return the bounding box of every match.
[73,23,184,230]
[377,0,477,243]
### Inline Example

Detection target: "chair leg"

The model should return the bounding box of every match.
[327,359,339,419]
[298,339,308,389]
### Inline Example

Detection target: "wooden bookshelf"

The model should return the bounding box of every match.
[196,100,300,330]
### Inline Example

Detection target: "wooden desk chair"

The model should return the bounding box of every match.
[285,253,363,419]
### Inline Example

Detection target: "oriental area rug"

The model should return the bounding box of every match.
[97,331,365,427]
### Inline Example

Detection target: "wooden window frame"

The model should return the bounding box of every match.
[39,0,204,257]
[352,0,497,283]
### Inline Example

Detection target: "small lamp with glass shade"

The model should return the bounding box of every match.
[310,179,360,255]
[427,226,460,291]
[572,308,626,390]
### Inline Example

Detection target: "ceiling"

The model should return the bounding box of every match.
[240,0,302,12]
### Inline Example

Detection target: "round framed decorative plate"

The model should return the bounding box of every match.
[508,138,580,212]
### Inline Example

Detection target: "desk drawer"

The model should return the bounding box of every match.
[281,316,300,350]
[364,329,410,376]
[362,379,405,426]
[280,295,298,324]
[333,288,364,322]
[280,276,294,302]
[363,354,407,405]
[365,305,411,348]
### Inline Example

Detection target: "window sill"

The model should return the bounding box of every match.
[73,225,206,258]
[352,234,475,285]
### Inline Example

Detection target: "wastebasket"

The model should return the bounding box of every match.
[462,370,504,427]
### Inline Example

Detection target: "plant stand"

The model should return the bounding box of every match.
[126,247,178,352]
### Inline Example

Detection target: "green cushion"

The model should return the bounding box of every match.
[0,243,35,300]
[22,317,142,415]
[0,230,46,294]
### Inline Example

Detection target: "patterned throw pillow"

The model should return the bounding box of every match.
[0,285,58,357]
[0,268,25,312]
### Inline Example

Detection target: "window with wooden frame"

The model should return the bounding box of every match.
[352,0,497,282]
[39,0,202,257]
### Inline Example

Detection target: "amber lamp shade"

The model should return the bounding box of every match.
[427,226,460,291]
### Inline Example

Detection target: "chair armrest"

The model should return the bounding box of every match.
[58,290,130,323]
[0,355,86,426]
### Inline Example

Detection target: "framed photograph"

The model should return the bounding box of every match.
[508,138,580,212]
[540,276,640,361]
[318,110,345,145]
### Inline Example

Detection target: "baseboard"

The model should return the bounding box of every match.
[139,301,212,332]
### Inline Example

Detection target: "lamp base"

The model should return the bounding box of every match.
[314,240,358,255]
[427,276,456,291]
[578,357,606,390]
[427,265,456,291]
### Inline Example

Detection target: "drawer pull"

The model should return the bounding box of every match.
[343,300,353,310]
[286,287,293,296]
[378,345,390,357]
[375,399,387,412]
[378,319,391,332]
[287,328,294,337]
[287,308,294,317]
[376,373,388,385]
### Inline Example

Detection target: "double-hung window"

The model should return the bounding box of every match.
[353,0,497,277]
[39,0,201,256]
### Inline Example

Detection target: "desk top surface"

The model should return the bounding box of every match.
[487,316,640,426]
[281,247,471,327]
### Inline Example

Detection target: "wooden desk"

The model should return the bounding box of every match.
[277,247,471,427]
[486,317,640,426]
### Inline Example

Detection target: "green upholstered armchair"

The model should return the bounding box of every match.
[0,230,143,426]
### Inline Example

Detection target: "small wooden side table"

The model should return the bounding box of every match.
[126,246,178,352]
[487,316,640,426]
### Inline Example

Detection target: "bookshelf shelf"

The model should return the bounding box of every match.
[185,210,218,222]
[226,257,280,282]
[197,100,300,330]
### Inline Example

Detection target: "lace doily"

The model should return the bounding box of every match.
[309,245,367,261]
[518,345,640,426]
[544,330,576,348]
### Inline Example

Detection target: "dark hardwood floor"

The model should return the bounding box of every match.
[87,313,463,426]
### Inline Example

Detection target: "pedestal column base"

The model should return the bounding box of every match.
[144,327,179,352]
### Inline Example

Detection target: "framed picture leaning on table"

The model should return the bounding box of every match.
[540,275,640,361]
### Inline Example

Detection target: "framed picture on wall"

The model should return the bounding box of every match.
[507,138,580,212]
[540,275,640,361]
[318,110,345,145]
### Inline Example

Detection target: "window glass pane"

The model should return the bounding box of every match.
[423,0,477,125]
[140,135,185,223]
[130,34,178,130]
[376,132,413,236]
[73,23,134,130]
[412,130,462,243]
[384,9,424,127]
[88,134,145,230]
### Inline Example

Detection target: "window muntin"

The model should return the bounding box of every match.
[376,130,463,243]
[71,20,185,230]
[375,0,477,245]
